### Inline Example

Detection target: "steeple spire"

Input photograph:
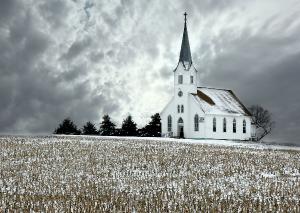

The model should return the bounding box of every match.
[179,12,192,68]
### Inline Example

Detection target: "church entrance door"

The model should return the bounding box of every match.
[178,117,184,138]
[179,126,184,138]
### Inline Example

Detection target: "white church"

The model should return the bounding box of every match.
[161,13,254,140]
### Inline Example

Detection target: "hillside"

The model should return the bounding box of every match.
[1,135,300,211]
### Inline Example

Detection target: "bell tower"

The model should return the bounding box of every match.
[174,12,197,100]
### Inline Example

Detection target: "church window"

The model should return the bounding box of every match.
[233,119,236,133]
[243,120,246,133]
[190,76,194,84]
[223,118,227,132]
[181,105,184,113]
[213,117,216,132]
[178,75,183,84]
[168,115,172,132]
[178,117,184,123]
[194,114,199,131]
[177,105,180,113]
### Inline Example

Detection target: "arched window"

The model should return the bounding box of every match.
[223,118,227,132]
[167,115,172,132]
[243,120,246,133]
[194,114,199,131]
[233,118,236,133]
[213,117,216,132]
[181,105,184,113]
[177,105,180,113]
[178,117,183,124]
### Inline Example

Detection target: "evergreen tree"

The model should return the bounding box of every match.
[99,115,116,136]
[54,118,81,135]
[82,121,98,135]
[140,113,161,137]
[121,115,137,136]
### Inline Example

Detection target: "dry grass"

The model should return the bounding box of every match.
[1,135,300,212]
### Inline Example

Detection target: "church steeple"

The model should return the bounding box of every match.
[179,12,192,68]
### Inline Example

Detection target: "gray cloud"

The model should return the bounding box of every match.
[199,22,300,144]
[38,1,71,29]
[84,1,94,20]
[0,0,300,144]
[0,0,20,26]
[0,0,120,133]
[62,37,92,61]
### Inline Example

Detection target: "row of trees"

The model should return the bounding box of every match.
[54,113,161,137]
[54,105,274,141]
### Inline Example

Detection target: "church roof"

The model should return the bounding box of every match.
[179,13,192,68]
[192,87,251,116]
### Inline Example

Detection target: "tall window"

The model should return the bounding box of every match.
[223,118,227,132]
[177,105,180,113]
[167,115,172,132]
[181,105,184,113]
[194,114,199,131]
[178,75,183,84]
[233,118,236,133]
[213,117,216,132]
[243,120,246,133]
[190,76,194,84]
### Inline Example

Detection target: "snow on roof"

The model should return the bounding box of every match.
[192,87,251,116]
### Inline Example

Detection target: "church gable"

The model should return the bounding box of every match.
[192,87,251,116]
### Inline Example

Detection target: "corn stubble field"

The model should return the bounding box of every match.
[1,136,300,212]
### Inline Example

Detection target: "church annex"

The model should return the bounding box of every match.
[160,13,254,140]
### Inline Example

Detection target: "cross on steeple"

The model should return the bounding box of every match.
[179,12,192,68]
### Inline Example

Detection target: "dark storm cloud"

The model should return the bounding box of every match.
[38,0,70,28]
[0,0,120,133]
[199,23,300,144]
[62,37,92,61]
[61,63,87,81]
[0,60,120,133]
[0,0,300,144]
[0,0,17,24]
[89,51,105,62]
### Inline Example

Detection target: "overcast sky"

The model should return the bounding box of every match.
[1,0,300,144]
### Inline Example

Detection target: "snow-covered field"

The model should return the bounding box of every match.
[1,135,300,212]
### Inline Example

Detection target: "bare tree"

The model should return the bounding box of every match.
[249,105,275,141]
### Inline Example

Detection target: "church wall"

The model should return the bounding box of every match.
[186,94,206,138]
[182,96,251,140]
[160,97,175,137]
[204,115,252,140]
[161,96,188,138]
[161,93,252,140]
